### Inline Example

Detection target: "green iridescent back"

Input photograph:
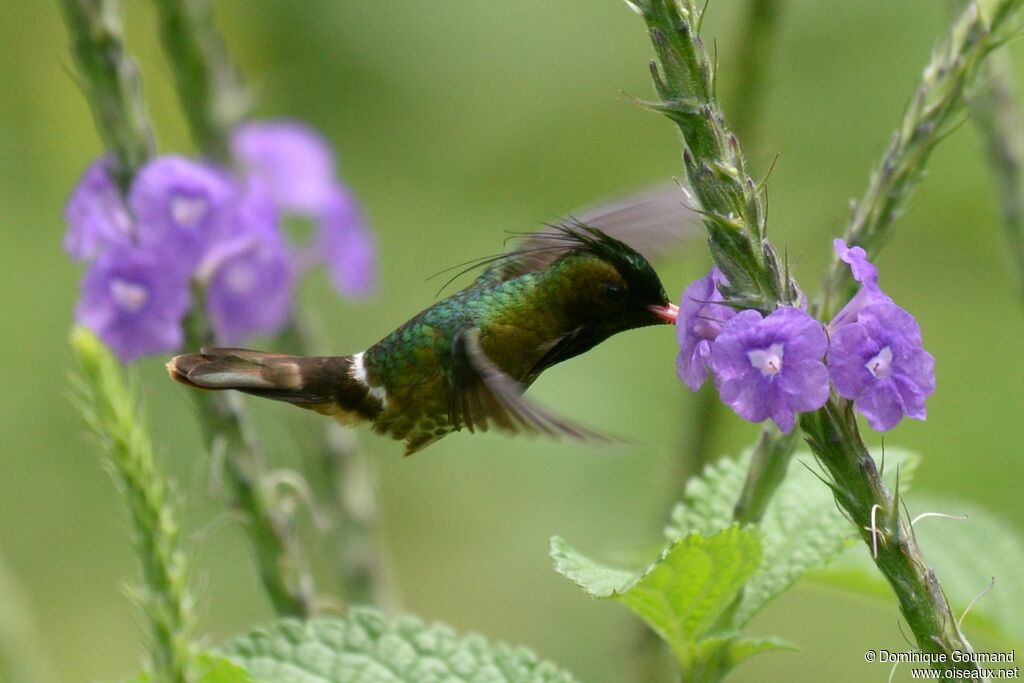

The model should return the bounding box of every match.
[362,272,547,450]
[359,226,671,452]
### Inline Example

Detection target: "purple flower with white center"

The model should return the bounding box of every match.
[231,120,337,215]
[710,307,830,433]
[829,238,893,331]
[200,188,294,344]
[128,156,237,266]
[675,267,735,390]
[827,302,935,431]
[314,186,377,297]
[75,245,190,363]
[64,156,133,260]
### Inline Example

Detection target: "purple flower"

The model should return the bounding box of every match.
[314,187,377,297]
[231,120,337,215]
[710,307,830,433]
[675,267,735,390]
[827,302,935,431]
[129,156,237,266]
[829,238,893,331]
[231,120,378,298]
[200,189,294,344]
[75,245,190,363]
[64,157,133,260]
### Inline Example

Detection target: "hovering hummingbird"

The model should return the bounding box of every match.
[168,187,689,454]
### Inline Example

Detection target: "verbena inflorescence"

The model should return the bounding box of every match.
[65,120,376,362]
[677,239,935,432]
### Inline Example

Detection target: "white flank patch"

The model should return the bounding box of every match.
[350,352,389,405]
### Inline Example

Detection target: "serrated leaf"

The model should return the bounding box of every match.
[814,496,1024,646]
[690,635,797,683]
[125,653,255,683]
[193,654,256,683]
[551,526,761,669]
[219,608,578,683]
[665,448,920,627]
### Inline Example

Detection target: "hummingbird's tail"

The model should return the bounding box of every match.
[167,347,381,423]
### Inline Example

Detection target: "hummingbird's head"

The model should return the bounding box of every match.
[541,223,678,335]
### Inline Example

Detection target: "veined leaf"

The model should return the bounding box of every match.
[551,526,761,671]
[665,448,920,626]
[220,608,579,683]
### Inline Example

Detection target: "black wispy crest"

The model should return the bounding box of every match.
[427,221,638,297]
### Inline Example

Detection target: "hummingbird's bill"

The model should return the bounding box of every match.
[648,303,679,324]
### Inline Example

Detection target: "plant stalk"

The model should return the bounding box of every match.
[152,0,392,611]
[630,0,794,311]
[71,328,194,683]
[731,426,799,524]
[733,0,1024,540]
[276,315,396,610]
[150,0,249,160]
[680,0,784,495]
[184,312,315,618]
[58,0,154,190]
[818,0,1024,319]
[631,0,1016,672]
[968,48,1024,297]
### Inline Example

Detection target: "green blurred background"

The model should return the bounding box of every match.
[1,1,1022,681]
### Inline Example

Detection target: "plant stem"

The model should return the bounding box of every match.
[71,328,193,683]
[631,0,794,311]
[315,424,395,608]
[681,0,783,483]
[968,48,1024,297]
[150,0,249,159]
[151,0,392,612]
[731,426,799,524]
[734,0,1024,533]
[631,0,1018,673]
[184,312,315,618]
[819,0,1024,319]
[276,315,396,610]
[58,0,154,190]
[148,1,328,616]
[799,403,976,666]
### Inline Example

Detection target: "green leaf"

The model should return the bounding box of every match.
[125,654,255,683]
[220,608,579,683]
[125,653,255,683]
[665,448,920,627]
[192,654,256,683]
[814,496,1024,646]
[690,636,797,683]
[551,526,761,669]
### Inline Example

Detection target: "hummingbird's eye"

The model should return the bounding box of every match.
[602,282,627,304]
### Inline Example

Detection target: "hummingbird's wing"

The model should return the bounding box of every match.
[448,328,611,443]
[488,182,700,283]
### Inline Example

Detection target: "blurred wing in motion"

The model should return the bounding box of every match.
[484,182,700,284]
[567,181,700,261]
[447,328,611,443]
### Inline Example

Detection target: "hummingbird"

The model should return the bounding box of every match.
[168,187,688,454]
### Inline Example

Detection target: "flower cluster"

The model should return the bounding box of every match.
[676,240,935,432]
[65,121,376,362]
